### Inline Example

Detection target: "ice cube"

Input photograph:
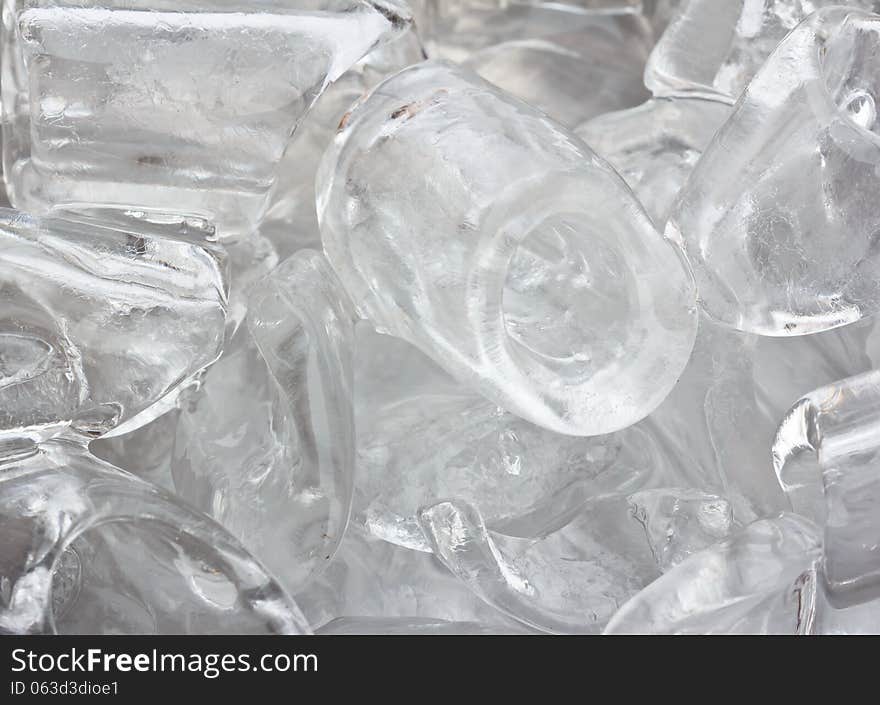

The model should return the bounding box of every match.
[605,514,821,634]
[355,328,638,551]
[172,250,357,595]
[0,439,309,634]
[294,523,519,630]
[667,7,880,336]
[1,1,412,240]
[318,60,698,436]
[0,208,226,442]
[419,497,661,634]
[773,369,880,606]
[646,0,877,103]
[628,488,737,571]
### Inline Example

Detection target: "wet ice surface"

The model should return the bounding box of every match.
[172,250,357,596]
[1,1,411,240]
[0,208,226,442]
[774,369,880,607]
[0,439,309,634]
[5,0,880,635]
[318,60,698,437]
[604,514,821,634]
[668,7,880,336]
[354,327,637,552]
[645,0,880,103]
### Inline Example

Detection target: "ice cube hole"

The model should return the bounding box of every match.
[502,212,633,374]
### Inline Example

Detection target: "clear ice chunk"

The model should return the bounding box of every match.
[645,0,878,103]
[0,439,309,634]
[0,208,226,442]
[667,7,880,336]
[628,488,736,572]
[1,0,412,240]
[604,514,821,634]
[354,328,646,552]
[318,60,698,436]
[172,250,357,595]
[295,524,519,630]
[773,369,880,606]
[419,496,661,634]
[576,97,731,226]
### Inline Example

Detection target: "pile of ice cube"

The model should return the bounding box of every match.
[2,0,880,635]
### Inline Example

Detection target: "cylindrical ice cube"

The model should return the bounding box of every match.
[773,369,880,607]
[318,60,698,436]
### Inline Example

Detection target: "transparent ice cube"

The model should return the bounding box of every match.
[318,60,698,436]
[605,514,821,634]
[172,250,357,595]
[0,207,226,443]
[773,369,880,607]
[0,439,309,634]
[419,496,661,634]
[667,7,880,336]
[1,0,412,239]
[645,0,879,103]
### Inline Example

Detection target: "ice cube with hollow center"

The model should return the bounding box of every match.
[318,60,698,436]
